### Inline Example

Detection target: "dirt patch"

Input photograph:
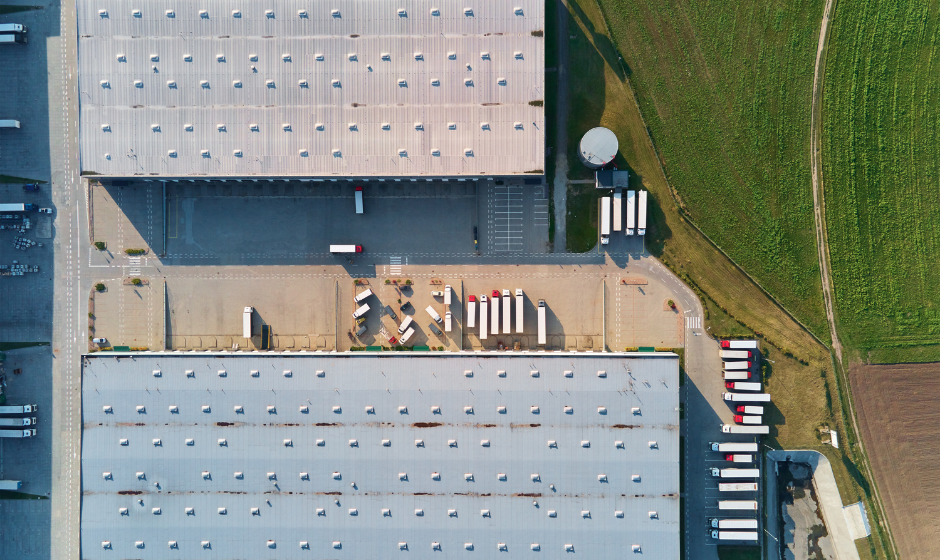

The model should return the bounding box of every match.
[851,362,940,560]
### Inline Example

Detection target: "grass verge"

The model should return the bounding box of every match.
[0,342,48,351]
[0,490,47,500]
[565,184,600,252]
[717,545,761,560]
[0,174,45,184]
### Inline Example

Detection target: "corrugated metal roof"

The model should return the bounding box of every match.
[82,353,679,559]
[77,0,545,177]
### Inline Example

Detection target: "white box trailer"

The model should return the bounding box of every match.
[0,429,35,438]
[0,120,20,128]
[398,316,414,334]
[737,406,764,415]
[710,442,759,453]
[0,405,36,414]
[711,518,758,529]
[0,417,34,427]
[712,530,758,541]
[637,190,648,235]
[718,500,758,511]
[612,190,622,231]
[721,340,759,349]
[711,468,760,479]
[444,312,452,332]
[0,480,22,490]
[515,289,524,333]
[0,34,26,44]
[354,186,363,214]
[399,327,416,344]
[719,482,759,492]
[467,296,476,329]
[723,361,752,370]
[626,190,636,235]
[723,392,771,403]
[723,370,750,380]
[444,285,452,306]
[330,244,362,253]
[720,350,752,359]
[726,454,754,463]
[537,300,546,345]
[502,290,511,334]
[735,415,762,425]
[426,305,442,324]
[354,288,373,303]
[600,197,610,245]
[0,24,27,33]
[726,382,761,391]
[480,296,488,340]
[491,294,500,335]
[243,307,253,338]
[722,424,770,435]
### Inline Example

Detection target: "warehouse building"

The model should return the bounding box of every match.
[81,353,678,558]
[77,1,545,178]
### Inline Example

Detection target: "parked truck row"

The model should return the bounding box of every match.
[600,189,649,240]
[467,290,544,344]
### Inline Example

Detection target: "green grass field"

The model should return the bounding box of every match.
[594,0,828,340]
[822,1,940,361]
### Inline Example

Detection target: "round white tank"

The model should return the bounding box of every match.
[578,127,618,169]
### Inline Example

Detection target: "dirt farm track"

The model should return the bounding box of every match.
[851,362,940,560]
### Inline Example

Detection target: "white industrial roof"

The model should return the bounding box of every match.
[77,0,545,178]
[81,353,679,559]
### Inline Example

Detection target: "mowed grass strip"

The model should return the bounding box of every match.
[562,2,890,558]
[594,0,827,340]
[822,0,940,359]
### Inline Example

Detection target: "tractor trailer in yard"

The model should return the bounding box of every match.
[515,289,524,333]
[0,405,36,414]
[736,406,764,415]
[725,454,754,463]
[712,531,758,541]
[612,190,622,231]
[537,300,546,345]
[243,307,253,338]
[0,429,35,438]
[710,518,758,529]
[0,417,34,427]
[723,370,750,380]
[718,500,759,511]
[637,191,648,235]
[721,340,758,349]
[719,482,759,492]
[330,245,362,253]
[725,382,761,391]
[502,290,511,334]
[720,350,752,359]
[723,361,752,370]
[711,468,760,479]
[626,190,636,235]
[734,415,762,425]
[600,196,610,245]
[710,442,758,453]
[722,424,770,435]
[723,392,771,402]
[467,296,476,329]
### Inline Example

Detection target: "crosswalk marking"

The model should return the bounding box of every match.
[390,256,402,276]
[686,316,702,329]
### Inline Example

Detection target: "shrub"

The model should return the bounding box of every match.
[88,312,94,319]
[131,278,142,286]
[94,283,106,292]
[94,241,106,251]
[405,279,412,285]
[668,299,675,308]
[385,279,391,284]
[125,248,145,255]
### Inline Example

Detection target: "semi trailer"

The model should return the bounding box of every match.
[721,340,758,349]
[0,429,35,438]
[502,290,511,334]
[480,295,488,340]
[637,190,648,235]
[723,370,750,380]
[723,361,752,370]
[242,307,253,338]
[612,189,622,231]
[0,417,35,427]
[330,244,362,253]
[734,415,762,425]
[719,482,759,492]
[537,300,546,345]
[719,350,752,359]
[600,196,610,245]
[723,392,771,402]
[467,296,476,329]
[711,530,758,541]
[710,518,758,529]
[515,289,524,333]
[354,186,363,214]
[710,468,760,479]
[718,500,758,511]
[725,382,761,391]
[352,304,370,319]
[626,190,636,235]
[736,406,764,415]
[725,454,754,463]
[710,442,758,453]
[0,405,36,414]
[722,424,770,435]
[490,291,500,335]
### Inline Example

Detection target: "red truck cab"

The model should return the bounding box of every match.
[720,341,731,348]
[724,454,735,462]
[355,245,363,253]
[725,382,735,389]
[468,295,476,302]
[733,415,744,423]
[491,290,500,298]
[735,406,746,413]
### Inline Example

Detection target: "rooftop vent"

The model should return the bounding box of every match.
[234,472,243,479]
[464,78,473,86]
[102,405,112,412]
[498,77,507,86]
[530,406,540,413]
[202,405,211,412]
[298,79,308,87]
[465,543,474,550]
[348,508,358,516]
[98,9,107,17]
[152,438,162,446]
[515,51,524,59]
[548,510,557,517]
[399,406,408,413]
[384,508,392,516]
[547,440,557,448]
[464,148,473,157]
[531,473,540,482]
[531,544,540,551]
[566,544,575,552]
[102,472,112,479]
[481,52,490,60]
[431,148,440,156]
[414,439,424,447]
[331,9,340,17]
[167,149,177,157]
[430,472,440,480]
[199,9,208,18]
[316,53,325,61]
[331,79,340,87]
[201,471,210,479]
[515,7,524,15]
[399,472,408,480]
[202,541,210,549]
[136,405,145,413]
[598,474,608,482]
[564,405,573,413]
[119,438,128,445]
[649,441,659,449]
[431,8,441,16]
[101,541,111,549]
[432,542,442,550]
[481,509,490,517]
[348,123,357,130]
[282,53,291,61]
[333,406,342,413]
[633,407,641,415]
[116,53,126,61]
[252,507,260,515]
[137,471,146,479]
[185,438,194,445]
[348,53,357,61]
[233,149,242,157]
[414,52,423,60]
[232,9,240,17]
[216,123,226,131]
[481,439,490,446]
[632,474,641,482]
[218,507,227,515]
[267,472,276,480]
[332,149,341,157]
[499,543,508,551]
[250,369,259,377]
[299,472,309,479]
[448,509,457,516]
[282,123,291,131]
[598,370,607,378]
[185,507,194,515]
[333,541,342,549]
[581,440,591,447]
[615,440,624,448]
[266,79,275,87]
[265,9,274,18]
[298,9,306,17]
[199,80,209,88]
[464,406,473,414]
[649,511,658,518]
[299,149,308,157]
[633,545,642,552]
[216,53,224,62]
[464,7,473,16]
[398,78,407,87]
[448,51,457,60]
[464,473,474,481]
[234,405,243,413]
[183,54,192,61]
[300,405,309,413]
[430,78,440,86]
[332,471,341,479]
[165,9,174,17]
[218,438,226,446]
[317,508,325,515]
[448,439,458,447]
[382,439,391,446]
[415,122,424,130]
[497,473,507,481]
[316,370,325,377]
[348,439,358,447]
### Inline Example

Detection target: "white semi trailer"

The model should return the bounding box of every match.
[710,518,758,529]
[537,300,546,345]
[612,190,622,231]
[711,530,758,541]
[722,392,771,402]
[600,197,610,245]
[710,468,760,479]
[0,405,36,414]
[637,190,648,235]
[467,296,476,329]
[720,350,752,359]
[490,293,499,335]
[502,290,511,334]
[718,482,759,492]
[718,500,758,511]
[515,289,524,333]
[710,442,759,453]
[480,295,488,340]
[721,340,758,349]
[722,424,770,435]
[626,190,636,235]
[243,307,253,338]
[0,429,35,438]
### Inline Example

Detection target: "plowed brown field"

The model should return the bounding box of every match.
[851,362,940,560]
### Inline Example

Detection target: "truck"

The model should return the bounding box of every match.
[710,442,758,453]
[721,340,758,349]
[725,454,753,463]
[723,361,752,370]
[600,196,610,245]
[723,392,771,403]
[537,300,546,345]
[736,406,764,415]
[399,327,416,344]
[515,289,524,333]
[0,417,35,427]
[0,120,20,129]
[626,190,636,235]
[0,34,27,44]
[723,370,750,380]
[444,311,452,332]
[330,244,362,253]
[0,480,22,490]
[0,405,36,414]
[444,285,452,306]
[467,296,476,329]
[725,382,761,391]
[0,429,35,438]
[354,186,363,214]
[612,189,622,231]
[502,290,511,334]
[637,190,648,235]
[352,303,370,319]
[398,316,414,334]
[426,305,442,324]
[354,288,373,303]
[242,307,253,338]
[719,482,759,492]
[710,468,760,479]
[719,350,752,359]
[480,295,488,340]
[0,24,27,33]
[711,530,758,541]
[718,500,759,511]
[710,518,758,529]
[0,203,35,212]
[490,291,500,335]
[722,424,770,435]
[734,415,762,425]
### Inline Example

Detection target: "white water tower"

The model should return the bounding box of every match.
[578,127,618,169]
